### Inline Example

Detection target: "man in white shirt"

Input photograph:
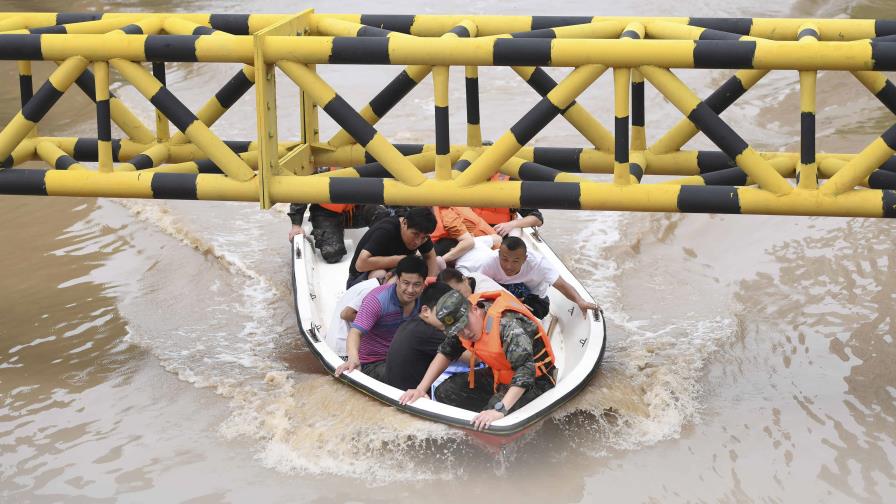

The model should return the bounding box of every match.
[471,236,601,319]
[324,276,387,355]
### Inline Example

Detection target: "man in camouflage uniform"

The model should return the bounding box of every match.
[399,290,555,431]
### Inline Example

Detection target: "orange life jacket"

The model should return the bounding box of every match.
[459,290,556,391]
[431,206,496,242]
[473,174,513,224]
[319,203,352,213]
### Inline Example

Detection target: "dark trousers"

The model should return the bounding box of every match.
[361,360,387,381]
[310,204,382,264]
[433,367,554,412]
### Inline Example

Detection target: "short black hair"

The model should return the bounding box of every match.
[433,238,459,257]
[404,207,437,234]
[420,282,453,308]
[436,267,465,284]
[395,254,427,279]
[501,235,526,252]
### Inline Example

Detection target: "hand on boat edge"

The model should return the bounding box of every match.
[472,409,506,431]
[399,388,427,405]
[577,300,602,317]
[334,357,360,377]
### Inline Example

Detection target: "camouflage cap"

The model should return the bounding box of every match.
[433,290,471,337]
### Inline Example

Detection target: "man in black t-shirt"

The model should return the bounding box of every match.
[346,207,439,289]
[384,282,453,391]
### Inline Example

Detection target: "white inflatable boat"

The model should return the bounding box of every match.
[291,224,606,436]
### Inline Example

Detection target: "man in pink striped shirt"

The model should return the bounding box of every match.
[334,255,428,381]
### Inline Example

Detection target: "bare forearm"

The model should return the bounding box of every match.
[553,276,583,304]
[515,214,543,228]
[356,254,402,272]
[442,234,474,262]
[346,328,362,361]
[499,385,526,410]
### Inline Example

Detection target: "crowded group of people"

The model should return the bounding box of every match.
[290,201,600,430]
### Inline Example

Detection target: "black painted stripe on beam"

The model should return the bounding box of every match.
[121,24,143,34]
[868,169,896,189]
[360,15,415,34]
[55,155,77,170]
[30,25,67,34]
[519,162,561,181]
[330,177,385,204]
[526,68,557,96]
[629,163,644,181]
[511,28,556,39]
[2,156,11,168]
[520,181,580,209]
[193,25,216,36]
[152,62,166,86]
[533,147,582,172]
[621,30,641,39]
[493,39,552,66]
[73,68,98,102]
[0,168,47,195]
[883,189,896,217]
[435,106,449,155]
[631,81,645,127]
[531,16,592,30]
[701,167,748,186]
[688,18,753,36]
[449,25,471,38]
[615,116,629,164]
[466,77,480,125]
[129,153,154,170]
[875,80,896,115]
[704,74,748,113]
[880,122,896,150]
[196,159,223,174]
[871,41,896,71]
[145,35,200,62]
[694,41,756,69]
[19,75,32,108]
[876,20,896,37]
[369,70,417,118]
[223,140,252,153]
[688,103,749,157]
[798,28,819,40]
[510,99,562,146]
[330,37,389,64]
[880,157,896,173]
[678,185,741,213]
[354,162,393,178]
[696,151,737,173]
[0,35,43,60]
[21,81,63,123]
[453,158,472,172]
[364,143,424,163]
[150,88,198,132]
[73,138,121,161]
[209,14,250,35]
[152,172,197,199]
[323,95,377,147]
[215,70,254,109]
[97,100,111,141]
[357,25,393,37]
[56,13,101,24]
[698,29,743,41]
[801,112,815,164]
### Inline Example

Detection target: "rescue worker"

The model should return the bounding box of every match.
[399,289,557,431]
[472,174,545,236]
[288,202,384,264]
[430,206,497,265]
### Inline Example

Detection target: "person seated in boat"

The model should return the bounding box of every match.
[399,289,556,431]
[472,235,601,319]
[346,207,439,289]
[324,271,395,357]
[472,175,545,237]
[436,267,504,296]
[335,255,428,380]
[383,281,455,391]
[429,206,498,265]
